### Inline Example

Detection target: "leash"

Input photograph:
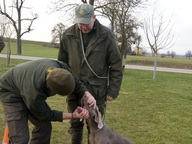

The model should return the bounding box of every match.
[79,30,109,82]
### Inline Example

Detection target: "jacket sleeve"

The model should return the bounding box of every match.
[58,34,69,64]
[106,35,123,99]
[73,76,87,97]
[22,89,63,122]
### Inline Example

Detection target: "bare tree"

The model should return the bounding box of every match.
[82,0,94,5]
[185,50,191,59]
[0,0,38,55]
[170,51,176,58]
[50,0,147,59]
[0,21,14,66]
[0,7,15,65]
[51,23,66,47]
[166,50,170,57]
[95,0,145,59]
[142,11,175,79]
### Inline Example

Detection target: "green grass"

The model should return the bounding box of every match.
[0,58,192,143]
[0,41,192,143]
[126,55,192,69]
[126,55,192,64]
[120,70,192,143]
[1,41,58,58]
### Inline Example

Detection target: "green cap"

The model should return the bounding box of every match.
[74,4,94,24]
[46,68,75,96]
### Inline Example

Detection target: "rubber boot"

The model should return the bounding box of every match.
[71,133,83,144]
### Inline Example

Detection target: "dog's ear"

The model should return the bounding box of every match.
[94,107,104,129]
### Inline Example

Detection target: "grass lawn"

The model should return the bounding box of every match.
[1,41,58,58]
[126,55,192,69]
[0,57,192,143]
[0,41,192,143]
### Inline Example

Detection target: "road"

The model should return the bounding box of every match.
[1,54,192,74]
[125,65,192,74]
[0,54,51,60]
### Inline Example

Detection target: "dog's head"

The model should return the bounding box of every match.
[81,95,104,131]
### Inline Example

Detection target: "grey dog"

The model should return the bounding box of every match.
[81,95,134,144]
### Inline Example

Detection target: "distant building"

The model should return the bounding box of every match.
[134,49,143,55]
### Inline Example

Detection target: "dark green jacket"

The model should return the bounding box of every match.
[0,59,87,122]
[58,20,123,101]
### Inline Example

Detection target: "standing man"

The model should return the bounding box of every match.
[58,3,123,144]
[0,59,96,144]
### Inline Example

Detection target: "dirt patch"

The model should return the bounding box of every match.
[127,60,192,70]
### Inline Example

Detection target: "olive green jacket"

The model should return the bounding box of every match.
[0,59,87,122]
[58,20,123,101]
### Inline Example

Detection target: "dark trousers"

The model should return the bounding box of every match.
[2,102,52,144]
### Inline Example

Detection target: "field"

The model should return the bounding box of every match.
[126,55,192,69]
[0,41,192,143]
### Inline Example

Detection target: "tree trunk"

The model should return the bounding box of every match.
[153,53,157,79]
[6,42,11,66]
[17,35,22,55]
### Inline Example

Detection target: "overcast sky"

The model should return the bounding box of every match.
[5,0,192,55]
[139,0,192,55]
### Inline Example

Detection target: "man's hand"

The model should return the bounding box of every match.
[84,91,96,109]
[106,95,114,101]
[73,106,89,119]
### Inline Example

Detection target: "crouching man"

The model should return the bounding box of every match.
[0,59,96,144]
